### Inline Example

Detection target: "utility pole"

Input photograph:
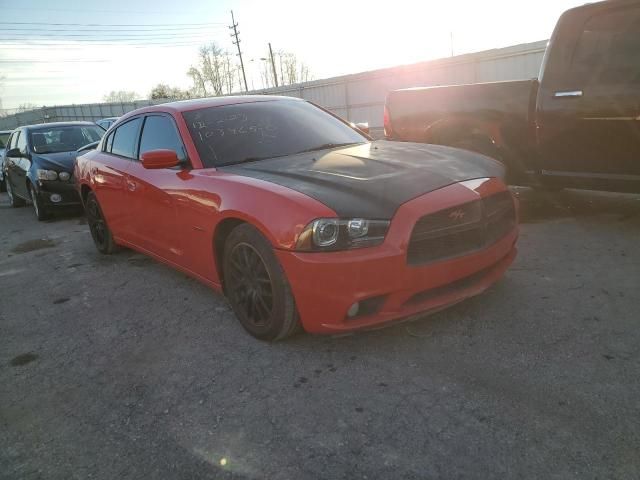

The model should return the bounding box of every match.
[229,10,248,92]
[450,31,454,57]
[268,43,278,87]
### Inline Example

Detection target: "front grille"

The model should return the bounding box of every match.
[407,191,515,266]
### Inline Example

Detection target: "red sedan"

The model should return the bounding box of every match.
[75,96,518,340]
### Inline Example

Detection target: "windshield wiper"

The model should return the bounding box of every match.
[293,142,365,155]
[219,153,290,167]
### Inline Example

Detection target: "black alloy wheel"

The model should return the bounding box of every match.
[5,175,26,207]
[228,243,274,326]
[223,224,300,341]
[85,191,118,254]
[29,183,50,221]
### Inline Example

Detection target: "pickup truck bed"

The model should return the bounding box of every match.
[385,0,640,193]
[386,80,538,183]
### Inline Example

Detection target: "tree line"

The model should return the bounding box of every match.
[103,42,312,103]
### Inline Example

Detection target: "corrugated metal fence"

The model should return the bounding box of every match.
[0,40,547,135]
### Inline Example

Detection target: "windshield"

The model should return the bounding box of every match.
[0,133,10,149]
[30,125,104,154]
[183,100,367,167]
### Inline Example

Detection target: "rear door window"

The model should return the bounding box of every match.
[111,117,142,159]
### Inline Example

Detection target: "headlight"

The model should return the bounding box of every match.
[58,171,71,181]
[36,169,58,181]
[296,218,390,251]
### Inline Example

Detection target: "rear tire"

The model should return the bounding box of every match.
[223,224,300,341]
[5,176,26,207]
[85,191,119,254]
[29,183,51,221]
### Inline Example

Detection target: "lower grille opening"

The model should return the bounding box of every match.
[405,262,497,306]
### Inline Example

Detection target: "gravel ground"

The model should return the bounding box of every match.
[1,188,639,480]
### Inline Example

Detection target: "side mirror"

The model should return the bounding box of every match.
[141,149,180,169]
[352,122,370,135]
[6,148,22,158]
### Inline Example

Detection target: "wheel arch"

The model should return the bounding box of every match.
[211,211,286,290]
[212,217,247,289]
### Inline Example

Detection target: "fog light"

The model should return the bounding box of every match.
[50,193,62,203]
[347,302,360,318]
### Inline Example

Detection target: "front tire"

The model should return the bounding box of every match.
[29,183,50,221]
[223,224,300,341]
[85,191,119,254]
[5,176,26,207]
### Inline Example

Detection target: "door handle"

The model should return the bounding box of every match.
[126,180,136,192]
[554,90,583,98]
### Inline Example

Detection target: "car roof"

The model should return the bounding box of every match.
[122,95,300,117]
[21,121,100,131]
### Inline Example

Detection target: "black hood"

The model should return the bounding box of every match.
[220,140,504,218]
[32,151,78,172]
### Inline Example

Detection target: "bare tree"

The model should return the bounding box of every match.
[187,42,239,97]
[17,103,39,112]
[149,84,191,100]
[278,52,312,86]
[187,67,208,97]
[103,90,139,103]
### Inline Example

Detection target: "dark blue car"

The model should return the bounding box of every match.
[2,122,104,220]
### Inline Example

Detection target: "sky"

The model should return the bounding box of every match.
[0,0,587,110]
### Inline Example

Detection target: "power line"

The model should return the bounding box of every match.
[0,21,226,27]
[0,42,206,49]
[1,25,227,32]
[0,7,221,15]
[0,60,110,63]
[0,32,215,39]
[0,37,216,44]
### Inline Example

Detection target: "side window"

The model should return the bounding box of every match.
[104,131,114,152]
[111,117,142,159]
[16,130,28,152]
[138,115,187,162]
[572,7,640,86]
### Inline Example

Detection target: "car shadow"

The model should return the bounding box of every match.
[512,187,640,225]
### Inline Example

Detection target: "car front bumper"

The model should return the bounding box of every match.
[276,178,518,334]
[35,179,81,207]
